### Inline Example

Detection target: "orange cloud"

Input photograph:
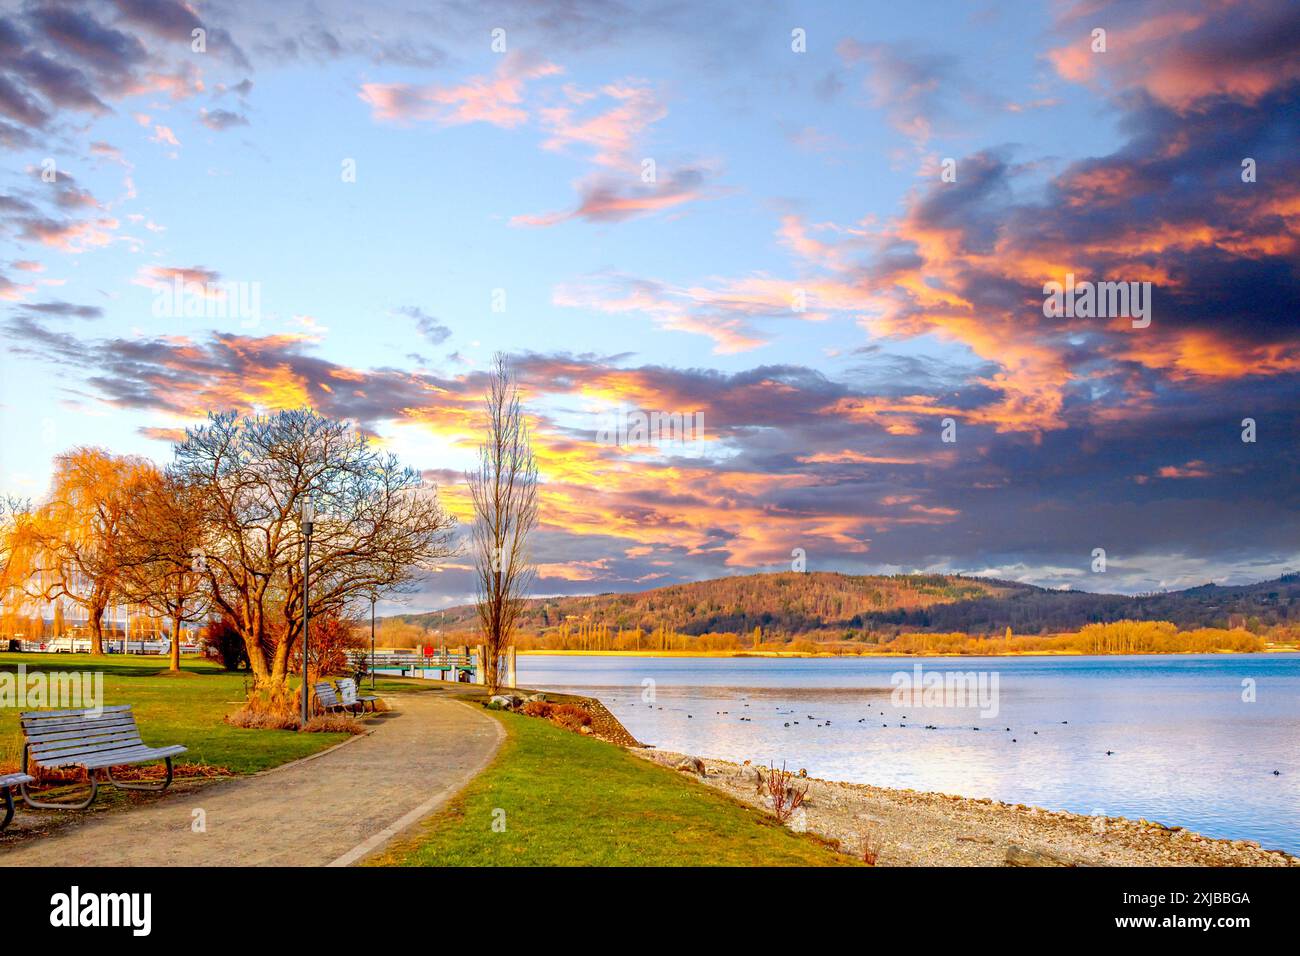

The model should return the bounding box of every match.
[1047,3,1300,111]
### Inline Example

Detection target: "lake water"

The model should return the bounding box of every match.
[517,653,1300,854]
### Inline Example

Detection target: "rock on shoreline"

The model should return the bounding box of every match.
[635,749,1300,867]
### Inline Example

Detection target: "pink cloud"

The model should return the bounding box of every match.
[511,164,713,227]
[553,272,769,354]
[20,216,119,252]
[149,124,180,147]
[358,51,561,127]
[538,82,666,168]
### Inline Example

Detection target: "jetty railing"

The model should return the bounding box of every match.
[349,647,518,687]
[351,651,476,680]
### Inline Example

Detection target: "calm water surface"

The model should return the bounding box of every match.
[517,653,1300,853]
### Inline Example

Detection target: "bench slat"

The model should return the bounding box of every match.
[30,739,146,761]
[29,724,142,741]
[20,715,138,734]
[29,738,143,759]
[30,727,145,747]
[31,738,149,762]
[40,743,186,770]
[55,746,157,766]
[23,719,140,743]
[21,712,135,726]
[25,732,141,749]
[80,745,186,770]
[0,773,34,788]
[20,705,132,721]
[24,715,139,733]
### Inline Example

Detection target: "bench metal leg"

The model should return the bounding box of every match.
[1,786,14,831]
[19,773,99,811]
[106,757,174,793]
[19,741,99,810]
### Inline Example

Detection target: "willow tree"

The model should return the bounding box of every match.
[0,497,34,639]
[19,449,156,653]
[171,409,457,713]
[468,354,539,694]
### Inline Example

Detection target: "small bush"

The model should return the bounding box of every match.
[301,714,367,735]
[516,699,596,733]
[225,685,305,730]
[520,701,554,719]
[551,703,592,731]
[765,761,807,824]
[201,617,249,670]
[225,706,300,731]
[861,824,882,866]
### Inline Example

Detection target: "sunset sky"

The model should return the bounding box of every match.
[1,0,1298,612]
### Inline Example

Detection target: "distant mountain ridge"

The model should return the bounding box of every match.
[393,571,1300,638]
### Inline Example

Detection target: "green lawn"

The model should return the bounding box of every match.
[371,709,859,866]
[0,652,347,775]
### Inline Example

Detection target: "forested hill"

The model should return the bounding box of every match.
[393,571,1300,638]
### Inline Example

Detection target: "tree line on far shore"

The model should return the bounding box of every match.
[409,619,1263,655]
[391,568,1300,646]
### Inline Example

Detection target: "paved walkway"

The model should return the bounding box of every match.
[0,695,503,866]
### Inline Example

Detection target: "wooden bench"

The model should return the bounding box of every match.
[0,772,34,831]
[337,678,379,713]
[18,706,187,810]
[314,681,350,714]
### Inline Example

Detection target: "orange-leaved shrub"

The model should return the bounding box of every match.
[550,703,592,731]
[520,700,554,718]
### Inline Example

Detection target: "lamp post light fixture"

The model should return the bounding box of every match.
[369,593,377,691]
[300,500,314,727]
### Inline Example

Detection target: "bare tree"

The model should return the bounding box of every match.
[171,409,457,713]
[468,353,539,694]
[117,472,211,671]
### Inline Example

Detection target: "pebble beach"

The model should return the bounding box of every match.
[636,749,1300,867]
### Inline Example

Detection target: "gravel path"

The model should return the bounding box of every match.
[0,695,503,866]
[638,750,1300,867]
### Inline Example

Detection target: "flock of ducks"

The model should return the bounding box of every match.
[628,698,1285,774]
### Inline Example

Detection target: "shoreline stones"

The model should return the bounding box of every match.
[632,748,1300,868]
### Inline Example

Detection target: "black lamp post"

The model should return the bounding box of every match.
[369,593,377,691]
[300,500,314,726]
